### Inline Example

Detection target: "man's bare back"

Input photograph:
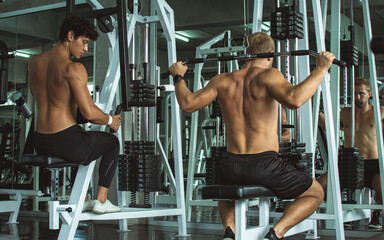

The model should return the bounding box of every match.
[216,64,280,154]
[172,56,332,155]
[28,34,120,134]
[28,14,123,213]
[29,46,80,134]
[341,105,384,159]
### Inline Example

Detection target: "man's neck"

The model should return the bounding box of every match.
[245,59,270,69]
[53,41,71,59]
[355,104,372,115]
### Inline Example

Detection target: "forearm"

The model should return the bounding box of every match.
[81,103,110,125]
[175,80,204,113]
[291,66,328,107]
[171,61,219,113]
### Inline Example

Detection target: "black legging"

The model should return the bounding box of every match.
[33,125,119,188]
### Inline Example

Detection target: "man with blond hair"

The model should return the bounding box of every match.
[319,77,384,229]
[169,32,335,239]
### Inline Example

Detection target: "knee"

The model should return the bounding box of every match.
[312,180,325,203]
[317,173,327,191]
[109,134,120,148]
[104,134,120,157]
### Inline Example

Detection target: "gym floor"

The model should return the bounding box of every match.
[1,207,383,240]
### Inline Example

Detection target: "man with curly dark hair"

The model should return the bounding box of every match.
[58,14,99,43]
[28,14,121,214]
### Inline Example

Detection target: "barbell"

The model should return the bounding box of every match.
[161,49,346,79]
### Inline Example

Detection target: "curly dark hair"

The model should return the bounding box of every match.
[59,14,99,42]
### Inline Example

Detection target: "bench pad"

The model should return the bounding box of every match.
[202,185,275,200]
[21,154,78,168]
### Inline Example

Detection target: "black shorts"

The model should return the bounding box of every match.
[33,125,117,165]
[364,159,380,189]
[33,125,120,188]
[217,151,313,199]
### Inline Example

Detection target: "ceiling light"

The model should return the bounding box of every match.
[175,33,189,42]
[8,51,30,58]
[16,52,30,58]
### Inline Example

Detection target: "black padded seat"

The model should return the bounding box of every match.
[202,185,275,200]
[21,154,78,168]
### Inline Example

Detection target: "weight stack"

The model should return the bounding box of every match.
[271,6,304,40]
[206,147,227,185]
[279,142,313,174]
[279,152,313,175]
[270,11,286,40]
[210,100,222,119]
[128,80,156,107]
[340,40,358,67]
[156,96,165,123]
[118,154,129,191]
[279,141,306,154]
[338,147,364,190]
[119,141,162,193]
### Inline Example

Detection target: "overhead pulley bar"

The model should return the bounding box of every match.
[161,50,346,79]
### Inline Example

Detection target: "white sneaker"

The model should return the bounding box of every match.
[92,199,121,214]
[82,196,94,212]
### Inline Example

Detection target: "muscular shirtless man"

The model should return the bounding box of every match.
[28,15,121,214]
[319,77,384,228]
[169,32,334,240]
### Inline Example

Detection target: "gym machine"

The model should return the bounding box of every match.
[17,0,188,239]
[184,30,242,221]
[317,1,384,236]
[0,42,44,225]
[201,0,345,239]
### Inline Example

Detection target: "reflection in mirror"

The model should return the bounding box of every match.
[0,15,35,189]
[0,7,94,195]
[0,6,95,215]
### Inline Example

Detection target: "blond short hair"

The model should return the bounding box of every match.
[355,77,371,91]
[247,32,275,55]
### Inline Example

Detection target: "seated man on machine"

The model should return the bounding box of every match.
[28,14,121,214]
[318,77,384,229]
[168,32,334,240]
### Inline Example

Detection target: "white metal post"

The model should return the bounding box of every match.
[312,0,345,239]
[154,0,188,235]
[297,0,313,154]
[186,31,227,218]
[324,0,342,230]
[321,0,328,33]
[252,0,264,33]
[58,162,96,240]
[330,0,341,148]
[298,0,317,236]
[361,0,384,212]
[235,200,247,240]
[7,193,21,224]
